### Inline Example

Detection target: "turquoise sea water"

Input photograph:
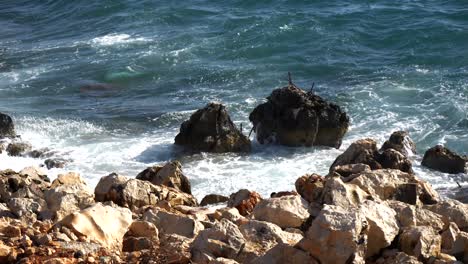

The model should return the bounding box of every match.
[0,1,467,198]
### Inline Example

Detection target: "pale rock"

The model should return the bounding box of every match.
[332,163,371,178]
[329,138,381,171]
[127,221,159,239]
[386,200,445,231]
[174,205,214,222]
[136,160,192,194]
[321,175,371,207]
[191,219,246,264]
[227,189,262,216]
[159,233,193,264]
[94,173,128,202]
[252,243,318,264]
[210,207,246,223]
[375,249,422,264]
[298,204,368,264]
[399,226,441,260]
[360,200,399,258]
[252,195,309,228]
[441,222,460,252]
[56,202,132,250]
[425,199,468,232]
[143,208,204,238]
[209,258,239,264]
[451,231,468,263]
[7,197,44,218]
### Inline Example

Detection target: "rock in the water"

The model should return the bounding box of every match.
[252,243,318,264]
[143,208,204,238]
[398,226,441,260]
[249,80,349,148]
[200,194,229,206]
[295,173,324,203]
[44,158,68,169]
[191,219,246,263]
[94,173,198,210]
[252,195,309,228]
[330,138,413,173]
[227,189,262,216]
[56,202,132,250]
[0,112,15,138]
[421,145,466,174]
[6,142,32,157]
[298,204,367,264]
[175,103,250,153]
[380,131,416,157]
[136,160,192,194]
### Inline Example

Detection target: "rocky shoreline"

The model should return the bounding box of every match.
[0,81,467,264]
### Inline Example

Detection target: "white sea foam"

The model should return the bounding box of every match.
[90,34,151,47]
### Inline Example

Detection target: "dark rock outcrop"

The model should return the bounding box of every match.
[200,194,229,206]
[249,79,349,148]
[6,142,32,157]
[380,131,416,157]
[330,137,413,174]
[136,161,192,194]
[421,145,466,174]
[175,103,250,153]
[0,112,15,138]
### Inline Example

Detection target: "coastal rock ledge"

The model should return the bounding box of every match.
[249,78,349,148]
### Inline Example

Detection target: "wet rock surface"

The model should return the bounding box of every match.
[422,145,466,174]
[249,79,349,148]
[0,112,15,138]
[175,102,251,153]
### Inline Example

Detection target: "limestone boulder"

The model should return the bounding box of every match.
[295,173,324,203]
[386,200,445,231]
[94,173,128,202]
[126,220,159,239]
[374,249,422,264]
[452,231,468,263]
[0,112,15,138]
[298,204,368,264]
[44,172,94,221]
[252,243,318,264]
[399,226,441,260]
[380,131,416,157]
[422,145,466,174]
[331,163,371,178]
[359,200,399,258]
[200,194,229,206]
[349,169,439,205]
[227,189,262,216]
[321,175,371,208]
[7,197,45,219]
[330,139,381,171]
[209,258,239,264]
[249,81,349,148]
[441,222,460,252]
[143,208,204,238]
[425,199,468,232]
[252,195,309,228]
[191,219,246,263]
[175,103,251,153]
[210,207,246,224]
[136,160,192,194]
[56,203,132,250]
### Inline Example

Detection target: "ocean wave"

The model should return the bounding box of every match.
[89,33,152,47]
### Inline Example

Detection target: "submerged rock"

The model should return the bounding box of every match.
[136,160,192,194]
[175,102,251,153]
[6,141,32,157]
[249,78,349,148]
[0,112,15,138]
[421,145,466,174]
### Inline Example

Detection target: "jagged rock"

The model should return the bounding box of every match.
[191,219,246,263]
[330,139,413,173]
[175,103,250,153]
[380,131,416,157]
[398,226,441,260]
[422,145,466,174]
[126,221,159,239]
[44,172,94,221]
[210,207,245,224]
[239,220,302,255]
[0,112,15,138]
[249,80,349,148]
[7,197,44,219]
[295,173,324,203]
[94,174,197,211]
[441,222,460,252]
[143,208,204,238]
[386,200,445,232]
[452,231,468,263]
[360,200,399,258]
[227,189,262,216]
[122,236,153,252]
[321,175,371,208]
[375,249,422,264]
[44,158,68,169]
[200,194,229,206]
[252,243,318,264]
[6,142,32,156]
[425,199,468,232]
[136,161,192,194]
[159,234,192,264]
[252,195,309,228]
[209,258,239,264]
[56,203,132,250]
[331,163,371,178]
[298,204,367,264]
[349,169,439,205]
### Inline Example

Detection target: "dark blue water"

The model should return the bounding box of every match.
[1,1,467,198]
